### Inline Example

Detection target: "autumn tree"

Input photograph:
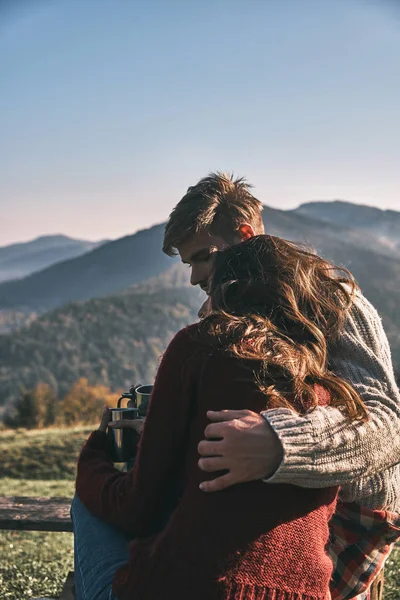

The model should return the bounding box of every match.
[58,378,118,426]
[4,383,58,429]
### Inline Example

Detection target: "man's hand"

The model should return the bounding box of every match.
[197,410,283,492]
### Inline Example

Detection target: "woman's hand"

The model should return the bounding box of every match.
[98,400,145,435]
[98,406,111,432]
[109,418,146,435]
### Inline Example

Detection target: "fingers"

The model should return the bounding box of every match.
[199,472,235,492]
[98,406,111,432]
[109,420,137,428]
[203,421,230,439]
[203,410,252,438]
[206,409,251,422]
[197,439,223,456]
[130,420,145,434]
[198,456,229,472]
[109,419,145,433]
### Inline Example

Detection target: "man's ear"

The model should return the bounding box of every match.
[238,224,256,241]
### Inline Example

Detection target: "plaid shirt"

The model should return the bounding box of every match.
[329,501,400,600]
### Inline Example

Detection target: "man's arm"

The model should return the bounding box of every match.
[263,292,400,483]
[199,292,400,507]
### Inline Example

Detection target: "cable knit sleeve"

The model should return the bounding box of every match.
[261,291,400,512]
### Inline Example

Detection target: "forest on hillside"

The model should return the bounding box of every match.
[0,286,202,414]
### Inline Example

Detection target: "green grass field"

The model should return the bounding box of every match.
[0,425,93,480]
[0,427,87,600]
[0,427,399,599]
[0,477,74,600]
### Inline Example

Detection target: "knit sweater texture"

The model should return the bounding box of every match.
[76,326,337,600]
[262,290,400,512]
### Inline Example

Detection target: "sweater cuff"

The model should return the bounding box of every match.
[82,430,110,454]
[261,409,318,484]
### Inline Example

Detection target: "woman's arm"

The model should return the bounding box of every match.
[76,327,197,534]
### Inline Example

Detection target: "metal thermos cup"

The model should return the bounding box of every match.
[135,384,153,417]
[107,406,139,462]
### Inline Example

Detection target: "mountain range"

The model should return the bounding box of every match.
[0,200,399,414]
[0,234,105,283]
[0,203,399,313]
[0,225,177,312]
[295,201,400,254]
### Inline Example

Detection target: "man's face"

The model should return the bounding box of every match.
[177,231,235,294]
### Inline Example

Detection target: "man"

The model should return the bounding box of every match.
[163,172,400,600]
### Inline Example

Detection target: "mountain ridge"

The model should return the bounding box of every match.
[1,199,400,413]
[0,234,106,283]
[1,203,399,312]
[294,201,400,253]
[0,224,178,310]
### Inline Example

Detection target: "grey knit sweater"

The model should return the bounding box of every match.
[262,290,400,513]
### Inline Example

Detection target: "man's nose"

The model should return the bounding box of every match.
[190,266,203,287]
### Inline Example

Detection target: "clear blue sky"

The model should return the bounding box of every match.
[1,0,399,245]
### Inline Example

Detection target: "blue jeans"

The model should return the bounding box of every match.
[70,495,131,600]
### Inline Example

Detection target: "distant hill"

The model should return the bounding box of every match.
[1,203,400,367]
[258,206,400,368]
[1,204,400,412]
[0,309,37,334]
[0,263,191,335]
[0,234,105,282]
[0,284,203,412]
[0,224,177,312]
[0,205,399,314]
[294,201,400,255]
[0,256,398,415]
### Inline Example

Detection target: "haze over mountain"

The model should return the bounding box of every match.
[0,225,177,312]
[294,201,400,254]
[0,235,105,283]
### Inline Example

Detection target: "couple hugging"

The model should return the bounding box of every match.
[72,173,400,600]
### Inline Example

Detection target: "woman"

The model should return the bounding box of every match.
[73,235,368,600]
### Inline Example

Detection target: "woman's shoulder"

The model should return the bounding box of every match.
[169,322,202,344]
[165,323,214,359]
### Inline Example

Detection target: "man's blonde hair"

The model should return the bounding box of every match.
[163,172,264,256]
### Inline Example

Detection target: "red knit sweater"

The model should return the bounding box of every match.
[76,325,338,600]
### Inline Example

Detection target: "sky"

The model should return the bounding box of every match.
[1,0,399,246]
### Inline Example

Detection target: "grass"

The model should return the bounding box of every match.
[0,427,85,599]
[0,478,75,497]
[385,544,400,599]
[0,529,74,600]
[0,477,74,600]
[0,427,400,599]
[0,425,94,479]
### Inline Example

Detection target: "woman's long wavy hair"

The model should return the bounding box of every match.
[201,235,368,421]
